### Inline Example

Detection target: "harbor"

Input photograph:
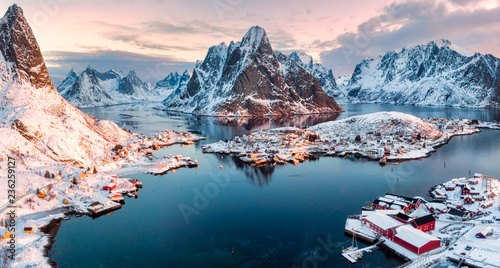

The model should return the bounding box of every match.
[342,173,500,267]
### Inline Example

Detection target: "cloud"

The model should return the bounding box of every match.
[93,19,247,52]
[43,50,194,86]
[319,0,500,75]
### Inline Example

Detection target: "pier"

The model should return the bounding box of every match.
[342,241,384,263]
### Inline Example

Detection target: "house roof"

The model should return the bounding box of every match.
[365,212,402,230]
[412,214,435,226]
[395,225,440,248]
[362,210,404,217]
[448,208,465,217]
[396,212,411,222]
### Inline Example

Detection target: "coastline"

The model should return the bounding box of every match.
[40,217,64,268]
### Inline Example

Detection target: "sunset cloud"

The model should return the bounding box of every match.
[4,0,500,85]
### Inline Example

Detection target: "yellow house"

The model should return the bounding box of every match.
[24,227,34,234]
[3,231,13,239]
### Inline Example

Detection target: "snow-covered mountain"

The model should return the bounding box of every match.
[288,50,349,103]
[346,39,500,108]
[336,74,351,88]
[57,66,157,108]
[0,4,130,166]
[58,67,190,108]
[155,70,190,103]
[165,26,343,116]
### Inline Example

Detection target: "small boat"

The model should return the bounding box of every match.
[379,155,387,166]
[342,232,359,253]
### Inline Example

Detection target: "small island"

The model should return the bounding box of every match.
[202,112,499,166]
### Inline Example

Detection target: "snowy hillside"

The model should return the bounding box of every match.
[309,112,442,140]
[346,39,500,108]
[289,50,349,103]
[0,4,130,167]
[165,26,342,116]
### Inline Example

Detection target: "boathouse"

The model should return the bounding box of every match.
[363,212,402,240]
[393,225,441,255]
[103,183,116,191]
[410,215,435,232]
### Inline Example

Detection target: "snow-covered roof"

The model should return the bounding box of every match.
[362,210,404,217]
[365,212,402,230]
[395,225,440,247]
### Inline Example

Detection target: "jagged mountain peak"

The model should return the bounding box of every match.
[428,39,452,48]
[0,3,53,90]
[404,39,474,57]
[240,26,269,50]
[166,26,342,116]
[289,50,313,68]
[68,68,78,76]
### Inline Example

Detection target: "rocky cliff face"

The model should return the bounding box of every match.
[166,26,343,116]
[289,51,349,103]
[346,39,500,108]
[0,4,53,90]
[0,4,130,166]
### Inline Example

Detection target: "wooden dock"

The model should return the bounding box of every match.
[342,241,384,263]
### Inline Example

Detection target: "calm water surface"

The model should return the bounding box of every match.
[49,104,500,268]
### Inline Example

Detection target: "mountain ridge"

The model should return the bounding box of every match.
[165,26,343,116]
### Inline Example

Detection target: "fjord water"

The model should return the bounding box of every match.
[49,104,500,268]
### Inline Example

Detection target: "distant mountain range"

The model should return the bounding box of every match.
[0,4,130,166]
[57,67,190,108]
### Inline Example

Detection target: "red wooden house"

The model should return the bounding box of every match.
[393,225,441,255]
[103,183,116,191]
[461,184,471,195]
[410,214,436,232]
[464,195,474,204]
[363,213,402,240]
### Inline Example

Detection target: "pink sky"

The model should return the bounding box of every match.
[4,0,500,84]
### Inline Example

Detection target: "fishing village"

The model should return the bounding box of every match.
[202,114,500,167]
[0,129,203,263]
[342,173,500,267]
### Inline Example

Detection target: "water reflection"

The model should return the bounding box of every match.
[215,113,341,131]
